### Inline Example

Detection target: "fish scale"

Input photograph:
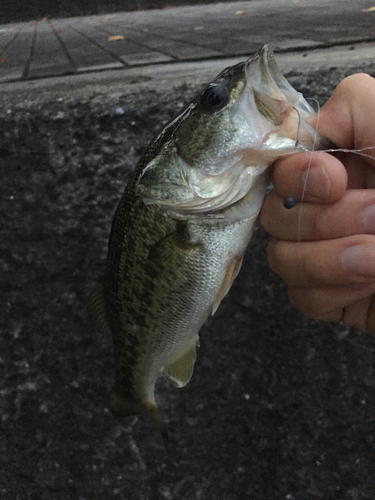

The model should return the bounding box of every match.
[89,45,331,431]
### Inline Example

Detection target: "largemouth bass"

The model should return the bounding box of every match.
[89,45,329,429]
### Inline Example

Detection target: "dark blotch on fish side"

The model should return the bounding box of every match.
[283,196,297,209]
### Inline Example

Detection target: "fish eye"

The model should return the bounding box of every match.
[200,84,229,112]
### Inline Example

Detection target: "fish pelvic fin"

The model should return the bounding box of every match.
[87,281,112,336]
[110,390,167,439]
[163,339,198,388]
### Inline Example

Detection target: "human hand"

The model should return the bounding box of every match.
[260,73,375,333]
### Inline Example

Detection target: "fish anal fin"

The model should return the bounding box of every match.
[163,340,197,388]
[87,281,112,336]
[212,254,244,315]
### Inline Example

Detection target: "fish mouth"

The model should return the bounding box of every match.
[246,45,315,122]
[245,45,333,151]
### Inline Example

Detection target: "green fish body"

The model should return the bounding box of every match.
[89,46,330,427]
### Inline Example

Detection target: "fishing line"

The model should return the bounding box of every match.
[299,98,375,159]
[284,102,322,242]
[283,106,302,209]
[320,145,375,161]
[297,98,324,242]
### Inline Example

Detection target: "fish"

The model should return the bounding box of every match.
[89,45,330,430]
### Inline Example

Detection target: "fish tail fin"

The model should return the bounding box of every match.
[110,390,168,440]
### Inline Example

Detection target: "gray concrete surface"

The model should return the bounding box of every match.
[1,1,375,499]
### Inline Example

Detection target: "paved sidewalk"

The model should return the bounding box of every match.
[0,0,375,83]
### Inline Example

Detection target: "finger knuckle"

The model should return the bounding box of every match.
[288,287,313,316]
[337,73,375,94]
[288,287,324,319]
[313,206,333,240]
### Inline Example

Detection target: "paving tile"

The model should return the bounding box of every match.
[120,51,172,66]
[81,22,173,66]
[160,30,262,57]
[137,36,223,60]
[27,20,74,79]
[73,20,175,63]
[101,16,227,58]
[105,27,224,60]
[50,19,123,72]
[0,23,35,82]
[0,23,22,52]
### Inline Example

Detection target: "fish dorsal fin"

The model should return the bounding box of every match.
[87,281,112,336]
[212,254,244,315]
[163,340,198,388]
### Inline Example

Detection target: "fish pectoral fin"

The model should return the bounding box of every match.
[163,340,198,388]
[87,281,112,336]
[148,225,202,265]
[212,254,244,315]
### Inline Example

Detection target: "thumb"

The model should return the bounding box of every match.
[309,73,375,164]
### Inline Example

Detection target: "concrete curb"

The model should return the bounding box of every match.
[1,42,375,103]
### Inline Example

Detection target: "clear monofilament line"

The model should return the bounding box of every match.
[297,99,322,243]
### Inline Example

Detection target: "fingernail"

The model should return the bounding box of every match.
[341,244,375,276]
[301,165,330,199]
[361,204,375,233]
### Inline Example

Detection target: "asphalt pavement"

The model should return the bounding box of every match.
[1,1,375,499]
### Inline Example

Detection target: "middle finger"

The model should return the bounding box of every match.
[261,189,375,241]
